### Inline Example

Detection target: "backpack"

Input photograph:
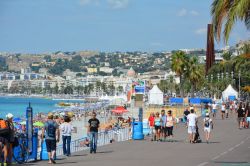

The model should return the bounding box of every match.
[0,119,9,135]
[47,121,56,138]
[204,118,210,128]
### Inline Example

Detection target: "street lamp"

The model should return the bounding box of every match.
[239,70,241,99]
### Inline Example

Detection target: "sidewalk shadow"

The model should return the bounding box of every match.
[97,150,114,154]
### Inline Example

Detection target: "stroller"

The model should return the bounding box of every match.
[194,126,202,143]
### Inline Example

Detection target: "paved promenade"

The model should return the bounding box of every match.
[33,114,250,166]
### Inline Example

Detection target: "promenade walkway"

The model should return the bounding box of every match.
[34,114,250,166]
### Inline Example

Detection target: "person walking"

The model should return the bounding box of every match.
[166,110,175,140]
[187,109,198,143]
[148,113,155,141]
[88,112,100,154]
[0,117,8,166]
[183,108,190,123]
[160,110,167,141]
[245,102,250,128]
[211,102,217,118]
[42,113,60,164]
[237,103,245,129]
[203,113,213,144]
[60,116,74,157]
[221,103,226,120]
[154,112,161,141]
[225,102,230,118]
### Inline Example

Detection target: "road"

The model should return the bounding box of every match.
[33,113,250,166]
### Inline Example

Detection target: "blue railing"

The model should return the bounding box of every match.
[55,127,130,156]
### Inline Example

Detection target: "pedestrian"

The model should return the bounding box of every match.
[148,113,155,141]
[166,110,175,140]
[221,103,226,120]
[245,102,250,128]
[60,116,74,157]
[211,102,217,118]
[203,113,213,144]
[160,110,167,141]
[42,113,60,164]
[225,102,230,118]
[88,112,100,154]
[5,113,15,165]
[154,112,161,141]
[183,108,190,123]
[0,116,10,166]
[237,103,245,129]
[187,109,198,143]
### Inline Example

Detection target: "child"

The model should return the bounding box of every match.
[203,113,213,144]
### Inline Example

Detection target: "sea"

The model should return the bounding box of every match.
[0,96,84,118]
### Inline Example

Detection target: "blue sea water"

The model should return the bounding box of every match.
[0,97,84,118]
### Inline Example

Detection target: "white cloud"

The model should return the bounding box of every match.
[177,8,187,17]
[195,28,207,35]
[107,0,129,9]
[190,10,199,16]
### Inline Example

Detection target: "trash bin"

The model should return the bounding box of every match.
[132,121,144,140]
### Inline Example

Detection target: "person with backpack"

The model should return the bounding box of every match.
[42,113,60,164]
[5,113,15,165]
[203,113,213,144]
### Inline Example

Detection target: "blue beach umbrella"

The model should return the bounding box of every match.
[13,117,22,123]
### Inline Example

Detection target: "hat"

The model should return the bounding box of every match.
[205,113,209,116]
[47,112,54,119]
[6,113,14,119]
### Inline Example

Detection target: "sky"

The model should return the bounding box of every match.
[0,0,249,53]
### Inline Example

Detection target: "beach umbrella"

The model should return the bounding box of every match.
[13,117,22,123]
[33,121,44,127]
[112,106,129,114]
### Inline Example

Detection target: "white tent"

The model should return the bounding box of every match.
[222,84,238,101]
[148,85,164,105]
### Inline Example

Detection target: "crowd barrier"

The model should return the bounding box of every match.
[55,127,130,157]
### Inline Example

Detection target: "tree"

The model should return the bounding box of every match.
[185,57,204,97]
[171,51,187,97]
[211,0,250,43]
[117,86,124,94]
[64,86,73,94]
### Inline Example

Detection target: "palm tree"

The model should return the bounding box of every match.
[171,51,187,97]
[185,57,204,97]
[211,0,250,43]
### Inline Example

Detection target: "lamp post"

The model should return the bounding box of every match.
[239,70,241,99]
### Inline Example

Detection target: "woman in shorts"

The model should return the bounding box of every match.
[203,113,213,144]
[221,103,226,120]
[154,112,161,141]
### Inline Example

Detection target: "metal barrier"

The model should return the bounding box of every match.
[55,127,130,156]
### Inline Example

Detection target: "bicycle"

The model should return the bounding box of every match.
[12,133,30,164]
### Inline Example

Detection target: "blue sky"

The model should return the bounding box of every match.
[0,0,249,53]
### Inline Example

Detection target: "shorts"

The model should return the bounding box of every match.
[154,125,161,131]
[212,109,217,113]
[188,126,196,134]
[45,139,57,152]
[204,127,211,133]
[247,117,250,122]
[221,110,225,113]
[238,117,244,122]
[0,137,8,144]
[225,109,229,113]
[161,126,167,133]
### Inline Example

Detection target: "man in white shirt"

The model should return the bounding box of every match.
[212,102,217,118]
[187,109,198,143]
